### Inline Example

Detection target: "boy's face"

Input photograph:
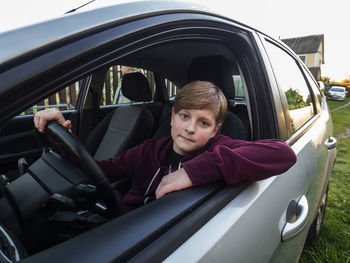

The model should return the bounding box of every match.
[171,108,220,156]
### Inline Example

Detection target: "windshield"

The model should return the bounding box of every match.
[330,87,345,92]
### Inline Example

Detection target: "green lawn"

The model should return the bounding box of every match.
[299,98,350,263]
[330,98,350,136]
[327,97,350,110]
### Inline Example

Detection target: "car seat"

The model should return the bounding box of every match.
[153,55,247,140]
[84,72,154,160]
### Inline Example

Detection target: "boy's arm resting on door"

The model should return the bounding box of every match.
[155,168,193,199]
[182,139,297,186]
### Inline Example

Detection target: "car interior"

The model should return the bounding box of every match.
[84,54,249,161]
[0,38,254,260]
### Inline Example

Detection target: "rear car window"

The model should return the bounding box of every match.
[264,41,315,133]
[232,75,245,99]
[100,65,155,106]
[165,79,179,99]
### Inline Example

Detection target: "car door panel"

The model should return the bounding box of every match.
[271,107,334,262]
[164,166,304,263]
[260,36,334,262]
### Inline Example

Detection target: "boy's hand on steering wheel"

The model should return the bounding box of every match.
[34,108,72,133]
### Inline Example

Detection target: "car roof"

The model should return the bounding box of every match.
[0,1,211,67]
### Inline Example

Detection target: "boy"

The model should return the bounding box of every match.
[34,81,296,215]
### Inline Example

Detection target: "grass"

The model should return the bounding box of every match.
[299,98,350,263]
[327,97,350,110]
[330,98,350,136]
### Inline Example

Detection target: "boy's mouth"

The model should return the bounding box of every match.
[179,135,195,143]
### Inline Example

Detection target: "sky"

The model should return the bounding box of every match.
[201,0,350,82]
[0,0,349,81]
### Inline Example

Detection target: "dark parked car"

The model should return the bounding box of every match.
[0,1,336,262]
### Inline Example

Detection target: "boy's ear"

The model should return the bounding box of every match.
[210,123,221,138]
[215,124,221,133]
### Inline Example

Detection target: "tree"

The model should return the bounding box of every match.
[285,88,305,110]
[322,76,331,84]
[338,77,350,88]
[322,75,350,88]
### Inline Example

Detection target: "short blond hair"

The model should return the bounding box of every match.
[173,81,227,125]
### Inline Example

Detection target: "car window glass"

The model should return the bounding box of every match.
[20,81,81,115]
[165,79,179,99]
[233,75,245,99]
[100,66,155,106]
[265,41,315,133]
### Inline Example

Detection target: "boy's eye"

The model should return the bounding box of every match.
[180,113,189,119]
[200,120,209,127]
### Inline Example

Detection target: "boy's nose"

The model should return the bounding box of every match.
[185,120,196,133]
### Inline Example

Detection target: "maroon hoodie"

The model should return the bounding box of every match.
[97,134,297,216]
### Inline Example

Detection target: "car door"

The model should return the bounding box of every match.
[260,35,335,262]
[163,32,335,263]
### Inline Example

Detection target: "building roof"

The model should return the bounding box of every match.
[282,34,324,54]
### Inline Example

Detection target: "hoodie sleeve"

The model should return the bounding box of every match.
[97,150,134,182]
[182,138,297,186]
[97,141,149,182]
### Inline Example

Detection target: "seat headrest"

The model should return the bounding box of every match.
[188,56,235,99]
[121,72,152,102]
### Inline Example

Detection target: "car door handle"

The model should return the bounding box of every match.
[281,195,309,242]
[325,136,337,150]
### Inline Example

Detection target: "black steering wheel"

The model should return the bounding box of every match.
[45,121,118,217]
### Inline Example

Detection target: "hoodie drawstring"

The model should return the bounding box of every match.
[144,168,160,197]
[144,163,182,204]
[178,162,182,170]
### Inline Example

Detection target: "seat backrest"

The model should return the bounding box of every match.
[152,114,171,139]
[188,55,235,100]
[219,111,246,140]
[188,56,247,139]
[85,72,154,160]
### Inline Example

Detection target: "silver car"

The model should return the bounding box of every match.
[0,1,336,262]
